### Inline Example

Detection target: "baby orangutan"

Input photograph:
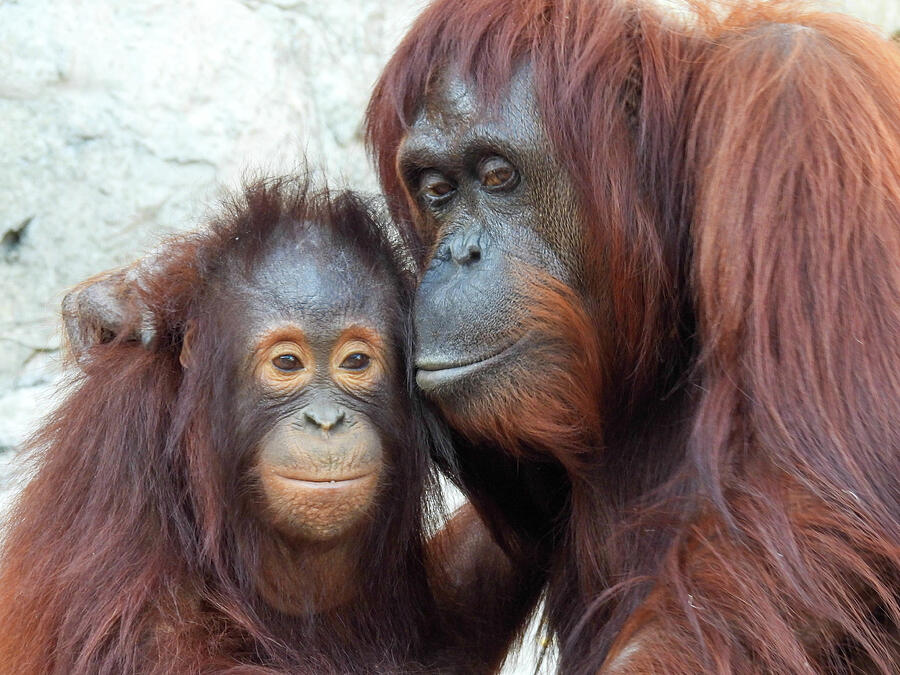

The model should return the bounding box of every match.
[0,178,535,673]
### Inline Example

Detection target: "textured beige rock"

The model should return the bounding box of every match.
[0,0,422,445]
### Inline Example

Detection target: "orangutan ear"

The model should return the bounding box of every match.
[179,321,197,369]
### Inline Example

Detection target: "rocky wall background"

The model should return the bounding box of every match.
[0,1,896,671]
[0,0,425,453]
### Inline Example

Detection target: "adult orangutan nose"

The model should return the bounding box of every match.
[449,229,483,266]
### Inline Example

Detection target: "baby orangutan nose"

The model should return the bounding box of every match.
[302,401,346,432]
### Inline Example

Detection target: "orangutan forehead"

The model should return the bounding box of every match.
[234,230,396,330]
[418,64,539,131]
[400,67,551,179]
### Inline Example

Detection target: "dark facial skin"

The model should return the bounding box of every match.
[399,68,584,402]
[200,228,398,545]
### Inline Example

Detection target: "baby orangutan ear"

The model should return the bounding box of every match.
[179,321,197,369]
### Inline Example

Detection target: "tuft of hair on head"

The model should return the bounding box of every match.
[138,175,419,353]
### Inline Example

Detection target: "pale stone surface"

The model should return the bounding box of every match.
[0,0,426,424]
[0,1,896,672]
[832,0,899,35]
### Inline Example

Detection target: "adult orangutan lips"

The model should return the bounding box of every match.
[414,341,519,391]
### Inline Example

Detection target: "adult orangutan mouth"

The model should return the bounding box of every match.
[415,340,519,392]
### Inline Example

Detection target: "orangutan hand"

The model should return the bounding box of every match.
[61,255,161,362]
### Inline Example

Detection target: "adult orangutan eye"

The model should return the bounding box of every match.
[479,156,517,190]
[417,170,455,204]
[340,352,370,371]
[272,354,303,372]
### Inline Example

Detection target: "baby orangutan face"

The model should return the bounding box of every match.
[252,320,390,542]
[205,225,401,545]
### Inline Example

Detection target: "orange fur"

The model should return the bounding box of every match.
[367,1,900,671]
[0,180,441,673]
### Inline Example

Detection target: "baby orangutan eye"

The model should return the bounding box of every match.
[272,354,303,372]
[340,353,370,371]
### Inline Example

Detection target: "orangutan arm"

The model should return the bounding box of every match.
[600,481,898,674]
[427,502,547,672]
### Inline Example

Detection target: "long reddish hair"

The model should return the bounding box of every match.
[0,179,439,673]
[367,1,900,671]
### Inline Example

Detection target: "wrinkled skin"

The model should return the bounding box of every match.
[406,68,585,402]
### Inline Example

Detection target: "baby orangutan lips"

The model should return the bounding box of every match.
[260,464,384,542]
[256,424,386,541]
[273,472,377,490]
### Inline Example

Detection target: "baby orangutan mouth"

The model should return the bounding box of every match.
[252,393,387,543]
[274,473,375,487]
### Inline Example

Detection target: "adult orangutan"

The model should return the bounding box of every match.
[60,0,900,672]
[0,179,533,673]
[364,0,900,671]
